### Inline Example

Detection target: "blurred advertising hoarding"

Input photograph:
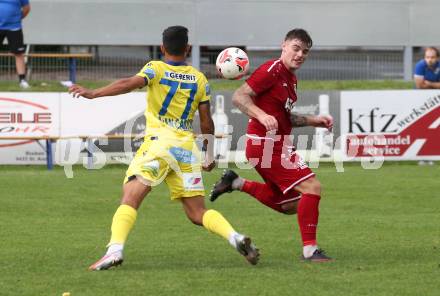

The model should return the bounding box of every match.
[340,90,440,160]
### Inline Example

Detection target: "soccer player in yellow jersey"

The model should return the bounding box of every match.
[69,26,259,270]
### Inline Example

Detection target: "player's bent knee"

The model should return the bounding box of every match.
[295,178,321,195]
[280,201,298,215]
[311,179,322,195]
[121,177,151,209]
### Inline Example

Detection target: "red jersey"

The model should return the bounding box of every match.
[246,59,297,145]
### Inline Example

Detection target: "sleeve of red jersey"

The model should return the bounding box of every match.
[245,60,279,95]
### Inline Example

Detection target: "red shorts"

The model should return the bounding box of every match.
[245,137,315,204]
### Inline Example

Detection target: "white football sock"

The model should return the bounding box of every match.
[231,177,244,190]
[106,243,124,255]
[303,245,318,258]
[228,231,244,248]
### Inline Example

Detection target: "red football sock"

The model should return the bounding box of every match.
[241,180,284,213]
[297,193,321,246]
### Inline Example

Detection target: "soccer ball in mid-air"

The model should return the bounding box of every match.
[216,47,250,80]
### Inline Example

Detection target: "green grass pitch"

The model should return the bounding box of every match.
[0,163,439,295]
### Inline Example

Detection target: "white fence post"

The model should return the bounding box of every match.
[315,94,333,157]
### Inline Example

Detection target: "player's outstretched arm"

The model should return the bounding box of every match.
[290,113,333,131]
[198,102,216,172]
[232,83,278,131]
[68,75,146,100]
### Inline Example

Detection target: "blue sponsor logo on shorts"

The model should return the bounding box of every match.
[169,147,196,163]
[143,67,155,80]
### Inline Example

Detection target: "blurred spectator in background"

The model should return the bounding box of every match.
[414,47,440,89]
[414,47,437,165]
[0,0,31,88]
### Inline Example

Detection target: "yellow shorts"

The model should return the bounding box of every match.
[124,135,205,200]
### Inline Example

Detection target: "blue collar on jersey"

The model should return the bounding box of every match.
[165,60,187,66]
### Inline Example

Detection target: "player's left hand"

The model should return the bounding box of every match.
[202,158,216,172]
[314,115,334,131]
[68,84,96,99]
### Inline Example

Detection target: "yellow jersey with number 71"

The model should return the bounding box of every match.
[136,60,211,137]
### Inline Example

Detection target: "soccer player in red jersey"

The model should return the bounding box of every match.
[210,29,334,262]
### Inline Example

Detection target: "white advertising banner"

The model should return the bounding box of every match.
[59,92,145,136]
[0,93,60,164]
[0,92,60,136]
[340,90,440,160]
[0,92,145,164]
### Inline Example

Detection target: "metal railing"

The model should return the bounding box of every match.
[0,46,425,81]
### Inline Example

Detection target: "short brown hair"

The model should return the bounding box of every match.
[285,28,313,48]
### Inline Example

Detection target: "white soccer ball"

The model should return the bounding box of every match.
[216,47,250,80]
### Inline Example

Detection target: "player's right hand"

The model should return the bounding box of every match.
[314,115,334,131]
[68,84,95,99]
[257,113,278,131]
